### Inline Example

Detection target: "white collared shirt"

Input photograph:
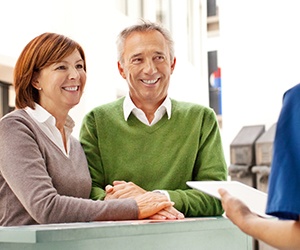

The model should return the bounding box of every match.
[25,103,74,157]
[123,94,172,126]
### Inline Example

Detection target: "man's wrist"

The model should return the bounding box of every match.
[152,190,171,201]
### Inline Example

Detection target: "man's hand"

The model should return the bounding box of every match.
[105,180,184,220]
[105,181,146,200]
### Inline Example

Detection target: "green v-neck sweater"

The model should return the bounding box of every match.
[80,97,227,217]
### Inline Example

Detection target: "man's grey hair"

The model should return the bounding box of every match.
[116,19,175,64]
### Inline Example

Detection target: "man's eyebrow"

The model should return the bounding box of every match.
[129,51,165,60]
[130,53,142,59]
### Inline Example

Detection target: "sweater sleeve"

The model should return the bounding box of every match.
[0,114,138,225]
[168,108,228,216]
[80,110,107,200]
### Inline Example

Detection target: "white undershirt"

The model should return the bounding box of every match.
[123,94,172,126]
[25,103,74,157]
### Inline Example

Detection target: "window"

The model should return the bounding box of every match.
[0,81,12,117]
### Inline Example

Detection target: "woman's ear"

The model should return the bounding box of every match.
[32,80,41,90]
[32,74,42,90]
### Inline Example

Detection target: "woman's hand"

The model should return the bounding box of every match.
[105,181,184,220]
[218,188,256,230]
[134,192,175,219]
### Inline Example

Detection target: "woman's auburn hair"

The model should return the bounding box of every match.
[14,32,86,109]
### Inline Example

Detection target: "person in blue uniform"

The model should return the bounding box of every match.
[219,83,300,250]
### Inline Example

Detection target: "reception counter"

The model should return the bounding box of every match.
[0,217,252,250]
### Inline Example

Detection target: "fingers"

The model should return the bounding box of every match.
[218,188,253,222]
[218,188,231,207]
[106,182,185,220]
[218,188,229,198]
[162,206,185,219]
[218,188,226,196]
[105,184,113,193]
[218,188,232,212]
[112,180,126,186]
[135,192,175,219]
[152,207,185,220]
[105,181,146,199]
[105,180,127,194]
[148,214,167,220]
[149,200,175,216]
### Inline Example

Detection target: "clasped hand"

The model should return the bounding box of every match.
[105,181,184,220]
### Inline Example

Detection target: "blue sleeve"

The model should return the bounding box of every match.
[266,84,300,220]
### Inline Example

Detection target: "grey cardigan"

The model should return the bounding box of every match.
[0,110,138,226]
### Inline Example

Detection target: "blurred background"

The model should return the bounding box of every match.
[1,0,300,166]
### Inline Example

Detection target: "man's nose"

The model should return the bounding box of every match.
[143,59,157,75]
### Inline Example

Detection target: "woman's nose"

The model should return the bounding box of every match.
[69,66,80,80]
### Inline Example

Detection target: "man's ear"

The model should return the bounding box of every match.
[117,61,126,79]
[170,57,176,74]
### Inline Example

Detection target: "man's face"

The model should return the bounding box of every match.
[118,30,176,108]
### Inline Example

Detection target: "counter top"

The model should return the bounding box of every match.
[0,217,252,250]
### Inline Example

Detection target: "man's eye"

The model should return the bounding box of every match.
[155,56,165,61]
[132,58,142,64]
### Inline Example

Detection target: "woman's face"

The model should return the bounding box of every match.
[33,49,86,115]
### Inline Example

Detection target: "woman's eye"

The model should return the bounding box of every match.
[56,65,66,70]
[76,64,84,69]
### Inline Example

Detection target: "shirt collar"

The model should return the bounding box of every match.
[25,103,75,131]
[123,94,172,121]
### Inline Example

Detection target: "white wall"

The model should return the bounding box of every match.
[219,0,300,163]
[3,0,300,164]
[0,0,134,137]
[0,0,206,139]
